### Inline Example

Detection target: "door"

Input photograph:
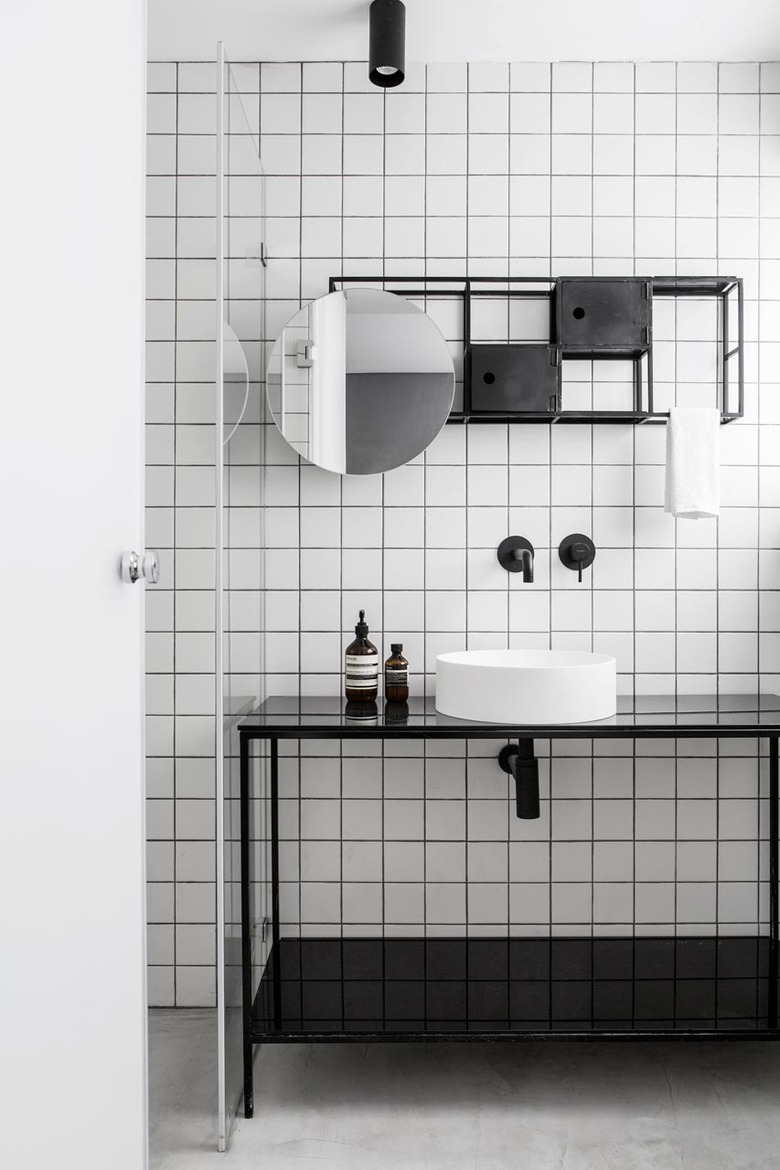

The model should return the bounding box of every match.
[1,2,148,1167]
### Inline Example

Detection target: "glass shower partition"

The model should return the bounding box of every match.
[216,43,267,1150]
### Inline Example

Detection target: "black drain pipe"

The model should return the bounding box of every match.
[498,741,540,820]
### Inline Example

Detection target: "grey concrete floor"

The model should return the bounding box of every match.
[149,1009,780,1169]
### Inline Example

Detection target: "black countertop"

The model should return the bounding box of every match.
[239,695,780,739]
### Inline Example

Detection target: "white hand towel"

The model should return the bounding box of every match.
[664,407,721,519]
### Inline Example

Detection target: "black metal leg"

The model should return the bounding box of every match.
[770,735,778,1029]
[240,731,254,1119]
[271,738,282,1029]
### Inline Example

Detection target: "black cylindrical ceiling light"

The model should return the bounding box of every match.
[369,0,406,88]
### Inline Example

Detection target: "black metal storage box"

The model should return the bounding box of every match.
[469,343,561,413]
[555,278,652,357]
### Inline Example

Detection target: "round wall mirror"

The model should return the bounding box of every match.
[266,288,455,475]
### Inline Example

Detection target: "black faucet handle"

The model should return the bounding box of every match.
[558,534,596,583]
[570,542,589,582]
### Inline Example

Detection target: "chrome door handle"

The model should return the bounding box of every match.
[121,549,160,584]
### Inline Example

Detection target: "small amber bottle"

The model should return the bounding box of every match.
[384,643,409,702]
[344,610,379,701]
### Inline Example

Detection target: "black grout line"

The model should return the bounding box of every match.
[757,66,768,958]
[294,60,305,946]
[171,60,180,1005]
[629,59,641,1006]
[714,64,722,994]
[588,62,597,968]
[672,62,680,989]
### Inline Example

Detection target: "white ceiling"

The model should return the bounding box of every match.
[149,0,780,63]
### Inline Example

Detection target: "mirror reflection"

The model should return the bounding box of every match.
[266,288,455,475]
[223,320,250,446]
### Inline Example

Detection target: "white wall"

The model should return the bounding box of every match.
[1,2,148,1166]
[147,0,780,64]
[146,57,780,997]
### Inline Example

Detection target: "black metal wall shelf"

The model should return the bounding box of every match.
[329,274,744,426]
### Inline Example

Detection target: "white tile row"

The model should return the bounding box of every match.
[147,61,780,98]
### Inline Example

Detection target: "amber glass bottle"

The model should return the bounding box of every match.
[384,643,409,702]
[344,610,379,701]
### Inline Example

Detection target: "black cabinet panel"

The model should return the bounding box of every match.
[556,278,652,356]
[469,343,560,412]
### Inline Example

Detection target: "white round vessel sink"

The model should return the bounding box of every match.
[435,649,617,725]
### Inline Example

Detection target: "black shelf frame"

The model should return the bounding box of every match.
[328,274,744,425]
[238,697,779,1118]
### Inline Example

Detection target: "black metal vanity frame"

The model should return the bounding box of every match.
[328,274,744,425]
[239,695,780,1118]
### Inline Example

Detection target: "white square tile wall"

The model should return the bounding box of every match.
[146,59,780,1004]
[146,61,267,1006]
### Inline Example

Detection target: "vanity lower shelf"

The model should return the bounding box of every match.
[251,936,773,1042]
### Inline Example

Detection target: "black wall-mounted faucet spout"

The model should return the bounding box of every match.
[513,547,534,583]
[497,536,534,582]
